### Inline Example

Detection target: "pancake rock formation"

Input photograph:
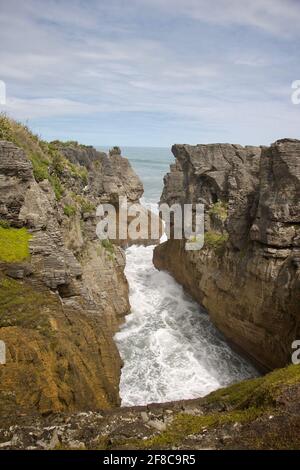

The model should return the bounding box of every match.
[154,140,300,371]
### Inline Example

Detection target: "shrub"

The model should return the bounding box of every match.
[51,151,65,175]
[68,162,88,183]
[49,174,64,201]
[0,114,14,142]
[209,201,228,221]
[63,205,76,217]
[101,239,115,256]
[204,230,228,255]
[29,152,49,182]
[109,146,121,156]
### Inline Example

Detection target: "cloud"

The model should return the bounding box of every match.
[5,97,99,120]
[139,0,300,37]
[0,0,299,145]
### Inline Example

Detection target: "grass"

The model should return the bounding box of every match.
[68,163,88,183]
[139,408,263,449]
[0,114,14,141]
[204,230,228,255]
[63,205,76,217]
[101,239,115,260]
[208,201,228,221]
[49,174,64,201]
[207,364,300,409]
[101,239,114,253]
[71,194,95,214]
[50,140,91,149]
[0,114,88,198]
[0,227,31,262]
[124,364,300,450]
[29,152,50,182]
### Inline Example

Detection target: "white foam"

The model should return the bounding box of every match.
[115,244,258,407]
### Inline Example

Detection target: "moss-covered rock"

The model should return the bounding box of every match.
[0,227,31,262]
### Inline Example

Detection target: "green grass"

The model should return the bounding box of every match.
[139,408,263,449]
[101,239,115,258]
[50,140,91,150]
[0,227,31,262]
[29,152,50,182]
[0,114,14,142]
[207,364,300,409]
[63,205,76,217]
[204,230,228,255]
[0,115,89,198]
[209,201,228,221]
[68,163,88,183]
[49,174,64,201]
[127,364,300,449]
[71,193,95,213]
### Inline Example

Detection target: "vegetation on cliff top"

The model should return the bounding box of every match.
[0,114,89,198]
[50,139,92,150]
[0,227,31,262]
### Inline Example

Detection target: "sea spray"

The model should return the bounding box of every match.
[115,244,258,406]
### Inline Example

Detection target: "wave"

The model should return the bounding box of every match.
[115,244,258,407]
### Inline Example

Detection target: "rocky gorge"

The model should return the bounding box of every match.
[0,115,299,450]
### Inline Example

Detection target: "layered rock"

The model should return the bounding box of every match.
[154,140,300,371]
[0,118,153,418]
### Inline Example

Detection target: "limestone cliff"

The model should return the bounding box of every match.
[154,140,300,371]
[0,116,148,418]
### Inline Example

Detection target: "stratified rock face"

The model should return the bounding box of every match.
[0,134,146,419]
[55,143,144,204]
[154,140,300,371]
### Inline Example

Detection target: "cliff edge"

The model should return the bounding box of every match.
[154,140,300,371]
[0,116,148,418]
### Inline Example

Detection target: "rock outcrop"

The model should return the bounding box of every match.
[0,117,154,418]
[0,364,299,450]
[154,140,300,371]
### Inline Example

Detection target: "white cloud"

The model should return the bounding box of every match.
[0,0,299,145]
[4,97,99,120]
[140,0,300,37]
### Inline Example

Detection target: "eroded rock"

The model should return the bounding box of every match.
[154,140,300,371]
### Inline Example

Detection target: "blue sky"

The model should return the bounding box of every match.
[0,0,300,146]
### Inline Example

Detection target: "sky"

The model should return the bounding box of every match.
[0,0,300,147]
